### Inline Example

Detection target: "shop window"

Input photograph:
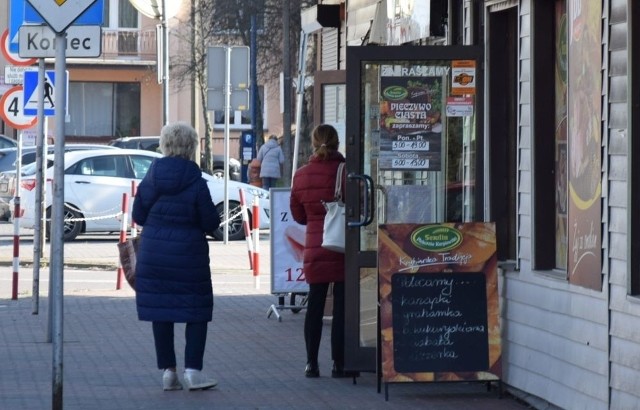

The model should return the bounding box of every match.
[534,0,603,291]
[532,1,565,272]
[67,82,141,138]
[488,6,518,261]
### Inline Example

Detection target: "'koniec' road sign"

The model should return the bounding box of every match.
[19,25,102,58]
[26,0,99,34]
[9,0,104,53]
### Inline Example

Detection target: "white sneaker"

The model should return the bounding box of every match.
[162,369,183,391]
[184,368,218,391]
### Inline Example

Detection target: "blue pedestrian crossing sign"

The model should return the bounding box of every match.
[23,70,65,116]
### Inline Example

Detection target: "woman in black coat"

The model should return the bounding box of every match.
[133,122,220,391]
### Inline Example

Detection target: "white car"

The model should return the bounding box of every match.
[16,149,270,241]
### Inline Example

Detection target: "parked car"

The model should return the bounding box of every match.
[15,149,269,241]
[0,144,118,220]
[108,136,241,181]
[0,134,17,149]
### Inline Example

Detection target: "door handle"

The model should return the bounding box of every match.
[347,173,374,227]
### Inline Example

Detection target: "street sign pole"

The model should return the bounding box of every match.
[161,0,169,125]
[224,46,231,243]
[32,57,46,316]
[50,32,67,410]
[23,2,99,409]
[206,46,249,245]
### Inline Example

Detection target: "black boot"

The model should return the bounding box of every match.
[305,362,319,378]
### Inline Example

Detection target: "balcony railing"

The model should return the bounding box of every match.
[100,28,157,61]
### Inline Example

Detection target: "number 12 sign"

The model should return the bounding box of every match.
[270,188,309,294]
[0,85,38,129]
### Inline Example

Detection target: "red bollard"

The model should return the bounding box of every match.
[12,196,20,300]
[252,197,260,289]
[116,193,129,290]
[238,189,253,269]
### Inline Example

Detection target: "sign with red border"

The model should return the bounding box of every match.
[1,30,37,67]
[0,85,38,129]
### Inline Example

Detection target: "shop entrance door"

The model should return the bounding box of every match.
[344,46,484,372]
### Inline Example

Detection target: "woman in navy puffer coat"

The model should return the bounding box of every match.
[133,122,220,391]
[290,124,355,379]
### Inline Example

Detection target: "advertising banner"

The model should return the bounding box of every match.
[567,0,602,290]
[269,188,309,294]
[378,65,446,171]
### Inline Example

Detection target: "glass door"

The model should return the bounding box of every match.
[344,46,484,372]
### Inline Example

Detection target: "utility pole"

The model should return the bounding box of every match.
[161,0,170,125]
[282,0,292,186]
[251,14,258,154]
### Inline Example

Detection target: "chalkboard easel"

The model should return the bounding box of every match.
[391,272,489,373]
[378,223,502,400]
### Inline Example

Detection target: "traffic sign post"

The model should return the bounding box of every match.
[4,66,33,85]
[0,85,37,129]
[206,46,250,243]
[1,29,37,66]
[23,70,68,116]
[207,46,250,111]
[9,0,104,53]
[19,25,102,58]
[25,0,99,34]
[21,3,82,409]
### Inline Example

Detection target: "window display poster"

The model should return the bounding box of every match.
[378,70,444,171]
[378,223,501,383]
[567,0,602,290]
[269,188,309,294]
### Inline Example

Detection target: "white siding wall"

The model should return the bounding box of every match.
[335,0,640,407]
[499,1,609,408]
[608,0,640,408]
[321,28,340,70]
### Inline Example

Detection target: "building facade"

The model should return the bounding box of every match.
[309,0,640,408]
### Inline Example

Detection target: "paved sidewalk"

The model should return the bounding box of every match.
[0,223,530,409]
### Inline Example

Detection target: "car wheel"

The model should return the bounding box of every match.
[213,200,248,241]
[46,205,83,241]
[212,168,224,179]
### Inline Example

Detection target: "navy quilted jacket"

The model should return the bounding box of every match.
[132,157,220,323]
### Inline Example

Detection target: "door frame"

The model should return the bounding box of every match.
[344,45,485,372]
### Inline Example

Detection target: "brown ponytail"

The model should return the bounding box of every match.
[311,124,339,160]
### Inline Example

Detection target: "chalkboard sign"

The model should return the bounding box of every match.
[391,272,488,373]
[378,223,501,383]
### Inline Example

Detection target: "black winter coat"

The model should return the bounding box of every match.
[132,157,220,323]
